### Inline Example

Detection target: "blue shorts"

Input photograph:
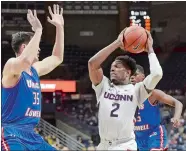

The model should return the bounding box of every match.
[1,126,56,151]
[136,125,168,151]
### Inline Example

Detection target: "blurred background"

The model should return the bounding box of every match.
[1,1,186,150]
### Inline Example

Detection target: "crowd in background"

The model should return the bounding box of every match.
[167,111,186,150]
[35,128,69,151]
[64,100,98,127]
[34,127,96,151]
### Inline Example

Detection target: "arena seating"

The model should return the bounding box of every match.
[158,51,186,89]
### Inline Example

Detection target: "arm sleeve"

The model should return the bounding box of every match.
[135,53,163,105]
[143,53,163,90]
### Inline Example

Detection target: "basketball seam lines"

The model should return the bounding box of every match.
[125,32,144,49]
[124,27,138,37]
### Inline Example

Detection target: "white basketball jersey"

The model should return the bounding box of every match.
[92,76,150,140]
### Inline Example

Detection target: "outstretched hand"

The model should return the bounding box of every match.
[27,9,42,32]
[48,4,64,27]
[171,118,181,128]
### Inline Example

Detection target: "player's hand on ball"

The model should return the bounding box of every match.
[47,4,64,27]
[117,28,127,50]
[171,118,180,128]
[27,9,42,32]
[145,30,153,52]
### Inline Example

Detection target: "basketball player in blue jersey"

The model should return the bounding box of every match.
[131,65,183,151]
[2,4,64,151]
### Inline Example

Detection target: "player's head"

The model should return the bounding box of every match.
[11,31,40,62]
[130,64,145,85]
[110,55,136,85]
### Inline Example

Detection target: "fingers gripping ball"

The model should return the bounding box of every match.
[123,26,147,53]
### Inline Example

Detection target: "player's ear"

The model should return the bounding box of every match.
[127,69,132,77]
[20,43,26,50]
[142,74,145,80]
[19,43,27,54]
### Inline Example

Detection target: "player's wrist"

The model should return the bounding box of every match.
[173,116,180,120]
[147,47,154,54]
[55,24,64,29]
[115,39,123,48]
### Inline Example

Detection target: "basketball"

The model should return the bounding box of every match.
[123,26,147,54]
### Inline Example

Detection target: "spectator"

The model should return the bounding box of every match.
[62,146,69,151]
[87,140,96,151]
[47,135,54,145]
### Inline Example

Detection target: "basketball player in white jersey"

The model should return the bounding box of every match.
[88,29,163,150]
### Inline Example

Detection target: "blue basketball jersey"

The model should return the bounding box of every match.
[135,99,161,137]
[2,67,41,127]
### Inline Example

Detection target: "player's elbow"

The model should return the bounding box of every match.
[144,72,163,91]
[152,66,163,81]
[57,57,63,65]
[88,58,95,69]
[177,101,183,109]
[54,57,63,67]
[149,73,163,89]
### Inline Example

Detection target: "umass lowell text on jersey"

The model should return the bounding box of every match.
[134,99,161,136]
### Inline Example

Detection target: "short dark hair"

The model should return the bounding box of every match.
[11,31,34,54]
[115,55,137,75]
[136,64,145,74]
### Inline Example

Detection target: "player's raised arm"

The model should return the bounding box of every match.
[150,89,183,127]
[3,10,42,77]
[88,28,126,86]
[143,31,163,91]
[135,31,163,104]
[33,4,64,76]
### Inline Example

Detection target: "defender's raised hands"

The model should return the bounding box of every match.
[48,4,64,27]
[27,9,42,32]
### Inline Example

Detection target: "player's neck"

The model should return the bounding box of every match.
[122,80,129,85]
[113,80,129,86]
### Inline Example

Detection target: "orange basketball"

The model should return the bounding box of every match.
[123,25,147,54]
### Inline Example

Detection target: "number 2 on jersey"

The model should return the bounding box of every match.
[110,103,120,117]
[33,92,39,105]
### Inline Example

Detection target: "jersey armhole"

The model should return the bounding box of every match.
[148,99,158,106]
[31,66,40,77]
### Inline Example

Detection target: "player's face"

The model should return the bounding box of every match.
[110,60,131,85]
[130,70,145,85]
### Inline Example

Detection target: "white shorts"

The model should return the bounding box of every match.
[96,138,137,150]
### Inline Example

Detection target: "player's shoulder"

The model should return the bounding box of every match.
[92,75,110,90]
[134,81,145,90]
[102,76,112,86]
[5,57,17,65]
[2,58,22,88]
[3,58,16,74]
